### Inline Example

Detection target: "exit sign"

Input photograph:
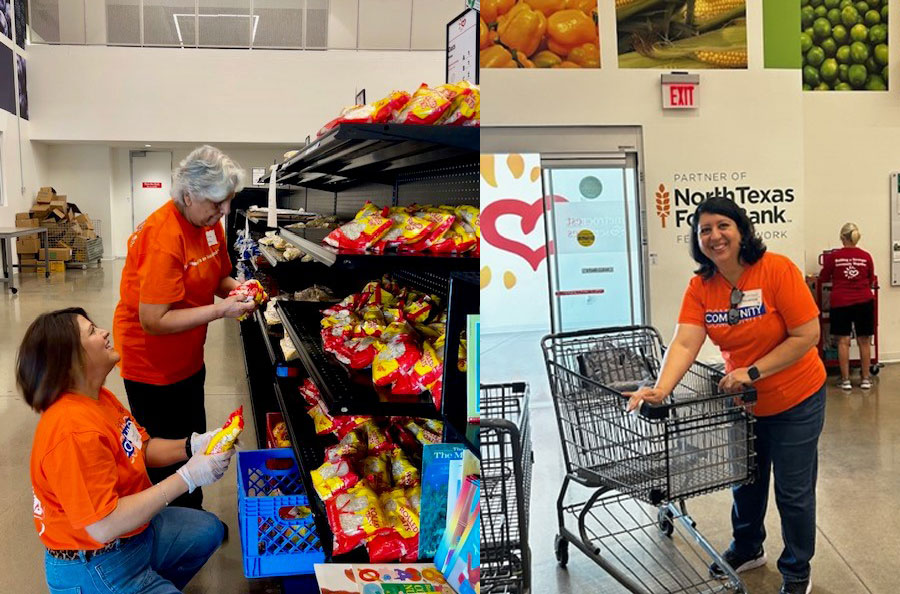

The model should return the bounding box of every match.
[142,182,162,188]
[661,73,699,110]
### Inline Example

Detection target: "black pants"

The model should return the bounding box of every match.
[124,366,207,510]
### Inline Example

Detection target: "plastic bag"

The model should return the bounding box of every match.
[327,482,390,555]
[311,457,360,501]
[323,214,392,250]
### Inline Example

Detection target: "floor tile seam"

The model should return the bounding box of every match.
[817,524,873,594]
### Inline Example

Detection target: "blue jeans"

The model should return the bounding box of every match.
[44,507,224,594]
[730,383,826,582]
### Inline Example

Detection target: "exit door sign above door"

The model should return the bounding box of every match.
[661,73,699,110]
[142,182,162,188]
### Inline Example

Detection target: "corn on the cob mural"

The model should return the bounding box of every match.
[617,0,747,69]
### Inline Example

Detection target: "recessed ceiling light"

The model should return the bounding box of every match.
[144,144,152,148]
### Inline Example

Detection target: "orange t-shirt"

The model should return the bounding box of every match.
[678,252,826,417]
[31,388,152,550]
[113,200,232,385]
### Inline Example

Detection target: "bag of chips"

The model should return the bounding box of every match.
[369,208,437,252]
[372,337,422,387]
[428,219,478,254]
[390,448,420,488]
[311,457,360,501]
[366,488,420,562]
[228,279,269,321]
[334,415,372,439]
[364,423,395,454]
[324,429,366,461]
[435,83,479,126]
[404,420,442,446]
[360,454,392,492]
[371,90,411,123]
[392,83,457,125]
[323,214,392,251]
[327,482,390,555]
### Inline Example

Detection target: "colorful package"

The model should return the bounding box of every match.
[372,338,422,387]
[228,279,269,321]
[371,90,412,122]
[311,457,360,501]
[367,488,421,562]
[361,454,392,492]
[323,214,392,250]
[327,482,390,555]
[324,429,366,461]
[370,208,437,252]
[390,448,420,488]
[205,406,244,454]
[392,83,456,125]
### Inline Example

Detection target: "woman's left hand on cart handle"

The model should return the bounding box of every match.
[718,368,752,394]
[624,386,667,412]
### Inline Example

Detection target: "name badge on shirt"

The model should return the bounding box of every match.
[739,289,763,309]
[206,230,218,247]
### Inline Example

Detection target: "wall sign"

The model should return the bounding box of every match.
[446,8,478,84]
[142,182,162,188]
[661,73,699,109]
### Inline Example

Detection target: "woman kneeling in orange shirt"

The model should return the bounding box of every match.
[20,308,233,594]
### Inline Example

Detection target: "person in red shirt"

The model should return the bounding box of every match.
[626,198,825,594]
[819,223,876,391]
[113,145,257,509]
[19,308,234,593]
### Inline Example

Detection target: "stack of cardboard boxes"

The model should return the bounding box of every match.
[16,187,100,273]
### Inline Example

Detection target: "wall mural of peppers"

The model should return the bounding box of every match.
[617,0,747,69]
[801,0,887,91]
[480,0,601,68]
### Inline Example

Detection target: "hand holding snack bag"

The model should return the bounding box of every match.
[227,279,269,321]
[205,406,244,454]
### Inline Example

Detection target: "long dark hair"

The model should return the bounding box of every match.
[690,198,767,279]
[16,308,91,412]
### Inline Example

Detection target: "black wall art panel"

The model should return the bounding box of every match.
[0,0,11,42]
[16,53,26,119]
[0,43,14,116]
[14,0,24,48]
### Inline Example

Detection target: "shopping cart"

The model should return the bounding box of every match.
[541,326,758,594]
[481,382,533,594]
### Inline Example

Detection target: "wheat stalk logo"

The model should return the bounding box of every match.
[655,184,670,228]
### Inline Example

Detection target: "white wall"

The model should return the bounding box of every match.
[26,45,445,144]
[0,114,49,228]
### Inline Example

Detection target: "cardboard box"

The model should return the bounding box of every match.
[15,218,39,228]
[15,212,30,220]
[16,238,40,254]
[36,187,56,204]
[38,247,72,261]
[49,199,67,211]
[50,208,67,220]
[19,258,38,267]
[75,214,94,230]
[30,204,51,218]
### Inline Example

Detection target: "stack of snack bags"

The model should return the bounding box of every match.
[319,276,447,409]
[324,201,479,256]
[317,81,480,137]
[300,377,443,561]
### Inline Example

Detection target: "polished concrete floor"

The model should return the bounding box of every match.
[487,331,900,593]
[0,262,282,593]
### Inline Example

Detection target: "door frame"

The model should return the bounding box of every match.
[481,125,650,327]
[129,149,173,231]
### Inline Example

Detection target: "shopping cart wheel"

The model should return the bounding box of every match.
[657,507,674,537]
[554,534,569,568]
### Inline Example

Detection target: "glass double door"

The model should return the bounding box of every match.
[542,153,646,333]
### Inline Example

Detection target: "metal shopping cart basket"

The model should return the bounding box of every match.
[481,382,534,594]
[541,326,758,594]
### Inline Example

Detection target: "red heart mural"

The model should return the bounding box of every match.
[481,195,567,272]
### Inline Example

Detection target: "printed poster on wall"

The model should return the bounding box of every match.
[617,0,747,69]
[0,0,11,42]
[16,54,26,120]
[0,43,14,117]
[14,0,24,49]
[480,1,600,69]
[801,0,887,90]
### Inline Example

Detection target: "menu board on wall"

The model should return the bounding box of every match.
[479,1,599,69]
[446,8,478,83]
[0,43,14,116]
[617,1,747,69]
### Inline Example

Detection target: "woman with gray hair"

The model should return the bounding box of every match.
[113,145,257,510]
[820,222,876,391]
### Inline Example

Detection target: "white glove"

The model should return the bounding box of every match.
[176,449,234,493]
[189,430,218,456]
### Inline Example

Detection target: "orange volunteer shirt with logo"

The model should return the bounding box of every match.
[678,252,826,417]
[31,388,152,550]
[114,200,232,385]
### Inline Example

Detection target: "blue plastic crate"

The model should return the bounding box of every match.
[237,448,325,578]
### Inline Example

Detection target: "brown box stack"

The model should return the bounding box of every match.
[18,186,102,268]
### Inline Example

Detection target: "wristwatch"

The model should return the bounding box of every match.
[747,365,761,383]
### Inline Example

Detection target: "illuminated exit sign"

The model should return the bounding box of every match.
[661,73,699,110]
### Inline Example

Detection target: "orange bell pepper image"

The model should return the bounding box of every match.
[546,9,597,57]
[480,17,494,50]
[480,44,516,68]
[523,0,566,17]
[554,60,582,68]
[498,3,548,58]
[567,42,600,68]
[532,49,563,68]
[482,0,516,23]
[563,0,598,16]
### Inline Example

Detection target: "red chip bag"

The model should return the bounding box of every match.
[364,422,395,454]
[390,448,420,488]
[345,336,379,369]
[324,430,366,461]
[334,415,372,439]
[372,338,422,387]
[327,482,390,555]
[323,215,392,250]
[338,104,376,125]
[360,454,392,492]
[392,83,456,125]
[311,457,360,501]
[366,488,420,562]
[371,90,411,123]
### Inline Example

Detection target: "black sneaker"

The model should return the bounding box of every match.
[709,548,767,579]
[780,579,811,594]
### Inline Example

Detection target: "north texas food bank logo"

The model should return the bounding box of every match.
[655,184,671,228]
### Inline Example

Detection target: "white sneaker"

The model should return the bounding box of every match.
[840,379,852,391]
[860,379,872,390]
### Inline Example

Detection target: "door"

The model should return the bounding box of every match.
[542,153,646,333]
[131,151,173,230]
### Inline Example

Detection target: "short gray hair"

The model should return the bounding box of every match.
[172,145,245,205]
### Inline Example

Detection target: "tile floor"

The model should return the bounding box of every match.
[0,262,285,593]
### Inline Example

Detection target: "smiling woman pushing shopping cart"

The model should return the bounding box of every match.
[542,198,826,594]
